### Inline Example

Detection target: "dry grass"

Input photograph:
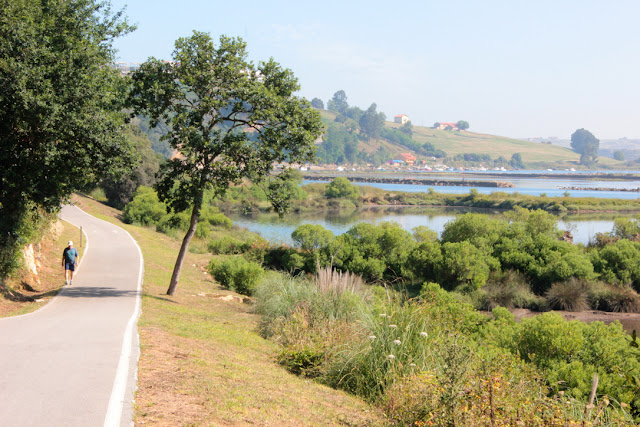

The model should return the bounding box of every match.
[72,194,384,426]
[316,266,363,295]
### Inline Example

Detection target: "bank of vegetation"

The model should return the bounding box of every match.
[119,180,640,424]
[199,175,640,214]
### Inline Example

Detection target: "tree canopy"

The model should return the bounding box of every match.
[128,31,323,295]
[570,128,599,165]
[0,0,135,279]
[327,90,349,114]
[359,103,386,140]
[311,97,324,109]
[456,120,470,130]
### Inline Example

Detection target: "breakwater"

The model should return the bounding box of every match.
[303,175,514,188]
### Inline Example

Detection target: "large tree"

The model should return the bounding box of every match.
[359,103,386,140]
[0,0,135,280]
[327,90,349,114]
[128,31,323,295]
[570,128,599,165]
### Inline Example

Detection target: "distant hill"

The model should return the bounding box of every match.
[317,110,624,169]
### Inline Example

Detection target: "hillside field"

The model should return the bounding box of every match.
[319,110,623,169]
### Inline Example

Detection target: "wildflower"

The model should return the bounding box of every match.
[389,324,398,329]
[387,354,395,360]
[420,332,428,337]
[368,335,376,340]
[393,339,401,345]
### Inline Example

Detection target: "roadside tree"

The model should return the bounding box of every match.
[0,0,135,280]
[128,31,323,295]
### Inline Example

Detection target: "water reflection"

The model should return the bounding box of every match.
[228,206,640,246]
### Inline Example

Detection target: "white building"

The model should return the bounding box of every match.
[394,114,409,125]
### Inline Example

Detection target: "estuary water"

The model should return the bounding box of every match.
[303,176,640,199]
[228,174,639,247]
[228,206,635,247]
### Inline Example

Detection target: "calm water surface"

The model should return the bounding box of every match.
[229,206,637,247]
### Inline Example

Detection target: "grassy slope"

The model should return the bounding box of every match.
[70,195,383,426]
[319,109,622,168]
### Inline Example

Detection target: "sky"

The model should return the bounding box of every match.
[109,0,640,140]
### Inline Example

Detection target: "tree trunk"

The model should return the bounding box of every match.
[166,195,203,296]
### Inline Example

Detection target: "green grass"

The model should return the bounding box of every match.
[318,108,625,168]
[72,194,383,426]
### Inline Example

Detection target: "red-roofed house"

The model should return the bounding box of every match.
[394,114,409,125]
[433,122,459,131]
[399,153,416,166]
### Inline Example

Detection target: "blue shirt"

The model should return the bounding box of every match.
[63,247,79,264]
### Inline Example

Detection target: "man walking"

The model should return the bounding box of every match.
[62,241,79,285]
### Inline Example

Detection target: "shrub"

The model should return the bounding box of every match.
[474,270,538,310]
[208,256,264,296]
[591,239,640,289]
[325,177,359,200]
[545,278,591,311]
[122,186,166,226]
[254,273,368,377]
[592,284,640,313]
[208,236,250,255]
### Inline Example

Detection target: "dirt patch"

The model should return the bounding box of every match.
[135,328,209,426]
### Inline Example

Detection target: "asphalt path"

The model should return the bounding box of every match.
[0,205,143,426]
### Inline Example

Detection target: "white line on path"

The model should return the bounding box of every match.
[65,206,144,427]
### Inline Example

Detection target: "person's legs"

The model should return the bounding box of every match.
[64,263,75,284]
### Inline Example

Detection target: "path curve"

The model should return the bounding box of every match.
[0,205,143,426]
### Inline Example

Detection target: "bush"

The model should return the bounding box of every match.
[325,177,359,200]
[474,270,539,310]
[545,278,591,311]
[208,236,250,255]
[208,256,264,296]
[122,186,166,226]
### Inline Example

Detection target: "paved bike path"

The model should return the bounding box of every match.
[0,205,142,426]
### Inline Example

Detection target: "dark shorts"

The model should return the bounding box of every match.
[65,262,75,271]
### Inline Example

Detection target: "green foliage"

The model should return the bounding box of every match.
[358,103,386,141]
[325,177,360,200]
[510,152,525,168]
[327,90,348,114]
[322,222,415,283]
[208,256,264,296]
[591,239,640,288]
[310,97,324,109]
[101,123,161,209]
[439,241,494,291]
[614,150,626,161]
[208,236,249,255]
[128,31,322,294]
[291,224,334,251]
[571,128,599,165]
[613,217,640,240]
[456,120,470,130]
[0,0,135,279]
[122,186,167,226]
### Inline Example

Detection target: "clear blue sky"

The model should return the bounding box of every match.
[110,0,639,140]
